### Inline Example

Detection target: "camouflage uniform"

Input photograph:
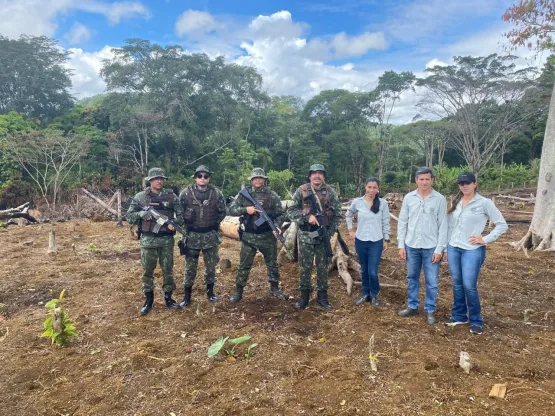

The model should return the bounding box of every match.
[179,184,226,288]
[288,184,341,292]
[126,183,184,295]
[287,164,341,311]
[229,187,283,285]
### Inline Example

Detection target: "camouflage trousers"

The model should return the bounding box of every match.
[236,232,280,287]
[298,240,329,291]
[183,245,219,288]
[141,244,175,293]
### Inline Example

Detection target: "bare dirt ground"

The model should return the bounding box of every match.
[0,212,554,415]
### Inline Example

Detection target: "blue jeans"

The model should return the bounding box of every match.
[447,244,486,327]
[405,246,440,312]
[355,238,383,298]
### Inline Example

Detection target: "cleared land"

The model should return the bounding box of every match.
[0,214,554,416]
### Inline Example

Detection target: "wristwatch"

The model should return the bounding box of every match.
[384,239,391,243]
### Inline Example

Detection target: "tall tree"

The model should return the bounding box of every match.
[374,71,416,180]
[0,36,74,122]
[417,54,535,174]
[504,1,555,252]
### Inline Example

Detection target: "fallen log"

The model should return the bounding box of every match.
[81,188,118,216]
[0,202,38,223]
[219,216,240,240]
[331,233,353,295]
[279,220,298,262]
[496,194,535,202]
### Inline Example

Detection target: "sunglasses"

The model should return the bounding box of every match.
[196,173,210,179]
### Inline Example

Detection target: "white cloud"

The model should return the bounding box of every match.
[0,0,150,38]
[425,58,449,68]
[248,10,307,39]
[79,1,151,25]
[331,32,387,58]
[64,22,93,44]
[67,45,114,98]
[175,10,221,39]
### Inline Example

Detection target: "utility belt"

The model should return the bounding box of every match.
[244,228,273,235]
[142,231,175,237]
[299,224,320,232]
[188,226,218,233]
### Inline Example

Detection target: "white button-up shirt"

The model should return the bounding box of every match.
[397,189,448,254]
[448,193,508,250]
[346,197,390,242]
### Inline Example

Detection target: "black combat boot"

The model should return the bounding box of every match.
[269,281,287,300]
[206,283,218,302]
[229,285,244,303]
[295,289,310,309]
[316,290,333,310]
[179,287,192,308]
[164,291,181,309]
[140,291,154,315]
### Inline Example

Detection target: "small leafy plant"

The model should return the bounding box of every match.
[87,243,97,251]
[41,290,78,346]
[208,335,256,359]
[245,343,258,361]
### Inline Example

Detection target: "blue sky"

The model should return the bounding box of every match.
[0,0,536,123]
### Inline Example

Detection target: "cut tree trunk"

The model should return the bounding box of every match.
[331,233,353,295]
[219,216,240,240]
[511,83,555,253]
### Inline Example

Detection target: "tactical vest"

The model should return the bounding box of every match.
[300,184,333,227]
[243,186,273,233]
[141,188,176,235]
[182,185,219,231]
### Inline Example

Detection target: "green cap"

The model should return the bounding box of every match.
[192,165,212,178]
[145,167,168,182]
[308,164,326,174]
[249,167,268,180]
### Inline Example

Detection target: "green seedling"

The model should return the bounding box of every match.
[208,335,255,359]
[207,336,229,358]
[245,343,258,360]
[41,289,78,346]
[225,335,252,357]
[87,243,97,251]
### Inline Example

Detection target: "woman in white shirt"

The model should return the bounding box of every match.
[445,172,508,335]
[346,177,390,306]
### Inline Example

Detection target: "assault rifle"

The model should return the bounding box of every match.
[305,191,334,258]
[128,197,187,236]
[238,188,294,259]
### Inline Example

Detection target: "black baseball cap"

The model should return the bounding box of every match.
[457,172,476,183]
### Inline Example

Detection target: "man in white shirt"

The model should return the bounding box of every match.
[397,167,448,325]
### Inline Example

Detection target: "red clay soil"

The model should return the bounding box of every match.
[0,217,553,416]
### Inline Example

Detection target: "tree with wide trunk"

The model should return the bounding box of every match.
[504,0,555,251]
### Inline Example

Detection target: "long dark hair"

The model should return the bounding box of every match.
[365,177,381,214]
[448,191,463,215]
[448,186,478,214]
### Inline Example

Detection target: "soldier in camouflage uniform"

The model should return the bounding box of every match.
[178,165,226,306]
[126,168,185,315]
[287,164,342,309]
[228,168,287,303]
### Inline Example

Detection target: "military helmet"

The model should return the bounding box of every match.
[145,167,168,182]
[308,163,326,175]
[191,165,212,178]
[249,167,268,180]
